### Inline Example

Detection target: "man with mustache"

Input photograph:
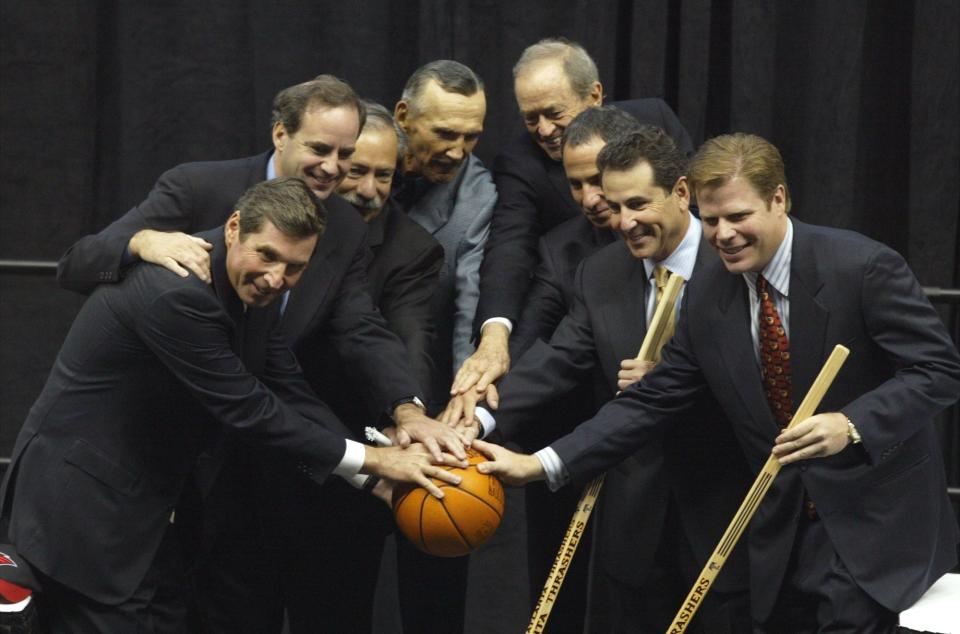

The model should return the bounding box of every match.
[476,133,960,633]
[454,37,694,406]
[54,75,467,632]
[256,101,444,633]
[0,178,460,632]
[453,127,751,632]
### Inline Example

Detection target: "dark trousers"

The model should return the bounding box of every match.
[35,527,189,634]
[754,517,897,634]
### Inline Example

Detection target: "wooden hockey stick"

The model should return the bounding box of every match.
[664,344,850,634]
[525,273,685,633]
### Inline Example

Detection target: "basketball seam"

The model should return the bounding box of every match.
[436,484,504,520]
[439,498,475,550]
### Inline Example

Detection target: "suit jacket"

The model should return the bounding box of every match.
[474,98,694,332]
[56,153,421,411]
[492,238,749,589]
[511,215,616,355]
[550,219,960,617]
[303,200,443,432]
[0,230,353,605]
[401,153,497,409]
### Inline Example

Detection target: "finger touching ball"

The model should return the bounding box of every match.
[393,448,504,557]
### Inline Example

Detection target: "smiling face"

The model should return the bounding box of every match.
[697,177,788,274]
[224,211,317,307]
[514,59,601,161]
[272,104,360,199]
[562,136,619,231]
[396,80,486,184]
[603,161,690,262]
[337,125,398,221]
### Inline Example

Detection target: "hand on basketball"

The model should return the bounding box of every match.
[617,358,656,391]
[393,404,467,461]
[128,229,213,283]
[364,444,465,499]
[450,323,510,396]
[472,439,545,486]
[772,412,850,465]
[452,416,482,445]
[439,384,498,427]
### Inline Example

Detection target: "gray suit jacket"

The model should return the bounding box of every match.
[403,153,497,408]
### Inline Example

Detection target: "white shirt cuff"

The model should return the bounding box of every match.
[474,407,496,438]
[481,317,513,335]
[534,447,570,491]
[335,439,369,489]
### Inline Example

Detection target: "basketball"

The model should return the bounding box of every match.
[393,447,505,557]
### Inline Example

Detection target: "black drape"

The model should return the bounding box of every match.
[2,1,957,470]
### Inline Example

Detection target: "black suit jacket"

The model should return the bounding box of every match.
[474,98,694,332]
[0,230,353,605]
[303,200,443,432]
[550,219,960,617]
[511,215,616,356]
[492,237,749,589]
[56,153,421,411]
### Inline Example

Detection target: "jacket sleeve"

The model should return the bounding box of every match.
[57,164,198,294]
[511,236,570,356]
[473,149,543,332]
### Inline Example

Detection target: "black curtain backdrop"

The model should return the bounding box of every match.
[1,1,958,473]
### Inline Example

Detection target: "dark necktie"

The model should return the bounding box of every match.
[758,275,792,429]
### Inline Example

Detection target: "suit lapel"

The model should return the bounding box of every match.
[786,221,829,409]
[715,270,778,433]
[544,158,580,218]
[599,249,649,373]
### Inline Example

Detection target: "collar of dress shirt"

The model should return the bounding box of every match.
[642,212,702,281]
[743,218,793,298]
[266,152,277,180]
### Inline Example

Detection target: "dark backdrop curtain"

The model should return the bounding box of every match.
[2,1,958,477]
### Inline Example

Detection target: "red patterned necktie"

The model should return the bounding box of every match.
[758,275,792,428]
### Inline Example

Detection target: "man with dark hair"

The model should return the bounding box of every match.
[261,101,444,633]
[0,178,459,632]
[450,127,750,633]
[477,133,960,633]
[54,74,467,632]
[454,37,694,403]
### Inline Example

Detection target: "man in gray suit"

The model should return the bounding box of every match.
[388,59,497,634]
[393,60,497,414]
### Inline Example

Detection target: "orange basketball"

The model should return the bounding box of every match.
[393,447,505,557]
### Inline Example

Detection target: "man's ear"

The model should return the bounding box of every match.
[587,81,603,107]
[673,176,691,210]
[271,122,287,153]
[224,211,241,247]
[394,100,411,132]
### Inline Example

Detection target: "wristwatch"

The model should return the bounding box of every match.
[391,395,426,414]
[845,416,862,445]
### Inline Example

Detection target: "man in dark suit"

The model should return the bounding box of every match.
[454,37,694,401]
[53,75,466,632]
[0,178,459,632]
[260,101,444,633]
[476,134,960,632]
[461,128,750,633]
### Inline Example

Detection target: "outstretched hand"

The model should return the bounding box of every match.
[472,439,545,486]
[364,443,467,499]
[393,403,468,461]
[450,323,510,395]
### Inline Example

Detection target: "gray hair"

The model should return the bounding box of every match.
[360,99,406,163]
[513,37,599,98]
[401,60,484,115]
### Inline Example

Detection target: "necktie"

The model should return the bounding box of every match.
[652,265,676,361]
[757,275,792,428]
